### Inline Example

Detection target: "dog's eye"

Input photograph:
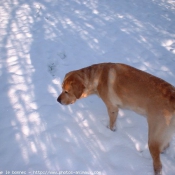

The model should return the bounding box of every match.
[65,91,68,94]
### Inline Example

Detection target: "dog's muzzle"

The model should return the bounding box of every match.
[57,96,62,104]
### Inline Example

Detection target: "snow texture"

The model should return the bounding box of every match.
[0,0,175,175]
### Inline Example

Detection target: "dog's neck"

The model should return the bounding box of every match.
[77,64,103,98]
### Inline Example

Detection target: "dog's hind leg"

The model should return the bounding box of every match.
[148,116,173,175]
[147,113,164,175]
[148,139,162,175]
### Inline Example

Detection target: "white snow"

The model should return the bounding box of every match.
[0,0,175,175]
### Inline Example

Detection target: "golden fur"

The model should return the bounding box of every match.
[57,63,175,175]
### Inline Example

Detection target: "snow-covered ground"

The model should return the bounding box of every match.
[0,0,175,174]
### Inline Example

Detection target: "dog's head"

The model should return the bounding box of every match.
[57,71,85,105]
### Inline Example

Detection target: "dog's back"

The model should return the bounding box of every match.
[114,64,175,112]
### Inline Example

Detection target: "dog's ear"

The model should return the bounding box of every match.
[71,79,85,99]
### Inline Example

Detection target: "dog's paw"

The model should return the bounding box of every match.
[111,128,116,132]
[107,125,116,132]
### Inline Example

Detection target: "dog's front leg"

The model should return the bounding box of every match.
[107,107,119,131]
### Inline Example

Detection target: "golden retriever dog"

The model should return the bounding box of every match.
[57,63,175,175]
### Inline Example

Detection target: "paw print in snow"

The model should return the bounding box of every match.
[48,62,57,77]
[58,52,66,60]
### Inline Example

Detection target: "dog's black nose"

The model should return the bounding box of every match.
[57,96,61,104]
